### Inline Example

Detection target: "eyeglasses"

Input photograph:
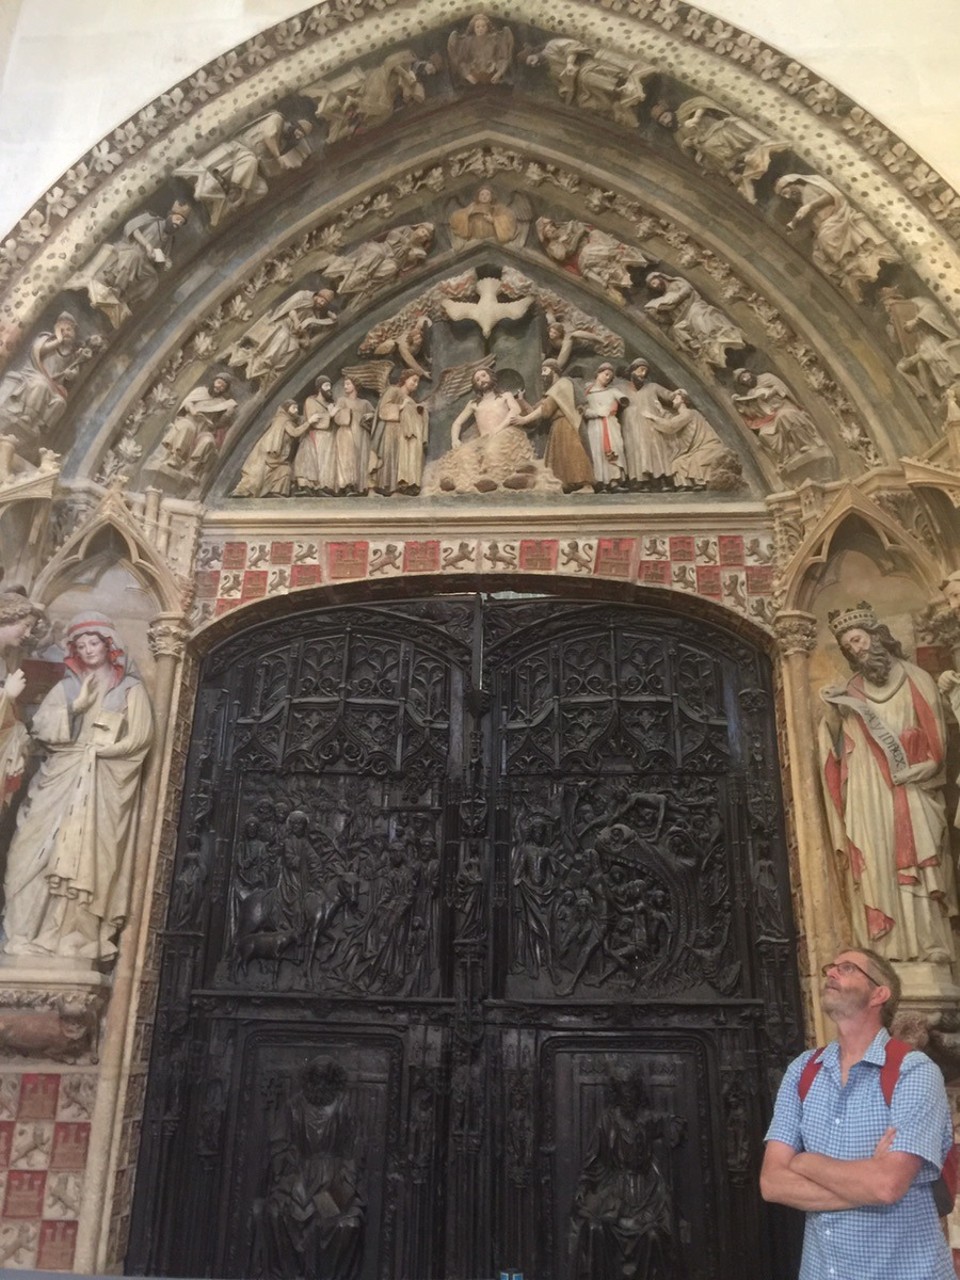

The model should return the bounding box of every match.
[821,961,880,986]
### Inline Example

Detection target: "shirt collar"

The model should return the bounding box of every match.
[822,1026,890,1067]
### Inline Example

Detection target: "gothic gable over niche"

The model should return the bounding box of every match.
[1,1,960,544]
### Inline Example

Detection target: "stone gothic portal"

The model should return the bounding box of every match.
[128,593,802,1280]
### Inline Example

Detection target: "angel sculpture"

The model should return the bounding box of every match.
[447,186,531,251]
[447,14,514,86]
[358,313,432,381]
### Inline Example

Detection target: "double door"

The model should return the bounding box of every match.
[128,594,802,1279]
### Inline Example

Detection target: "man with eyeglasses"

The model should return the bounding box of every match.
[761,947,954,1278]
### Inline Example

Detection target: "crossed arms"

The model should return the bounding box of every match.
[761,1129,922,1210]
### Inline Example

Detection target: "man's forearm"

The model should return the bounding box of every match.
[761,1163,857,1211]
[791,1151,905,1206]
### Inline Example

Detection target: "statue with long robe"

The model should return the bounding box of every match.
[2,612,153,961]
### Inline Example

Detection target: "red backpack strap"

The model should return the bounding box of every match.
[880,1038,911,1106]
[798,1048,826,1102]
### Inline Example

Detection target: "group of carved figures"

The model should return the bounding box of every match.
[0,597,153,962]
[2,12,957,503]
[250,1048,683,1280]
[226,802,439,997]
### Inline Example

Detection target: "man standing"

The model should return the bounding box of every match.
[819,602,955,963]
[510,359,593,492]
[369,369,428,495]
[294,375,337,494]
[761,947,954,1280]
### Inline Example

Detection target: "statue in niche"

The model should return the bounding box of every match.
[440,268,534,341]
[293,375,337,495]
[224,288,337,385]
[308,50,440,143]
[730,367,826,467]
[146,373,237,488]
[448,185,530,250]
[527,39,655,129]
[232,400,308,497]
[510,811,558,982]
[454,843,485,940]
[569,1067,683,1280]
[536,217,651,304]
[66,201,190,329]
[2,612,153,962]
[652,97,787,204]
[644,389,741,491]
[317,224,434,307]
[230,816,269,939]
[620,357,676,491]
[774,173,899,301]
[252,1056,364,1280]
[581,362,627,491]
[358,311,432,381]
[174,111,313,227]
[509,359,594,492]
[819,601,956,963]
[0,593,45,817]
[421,366,562,496]
[0,313,103,457]
[368,370,429,495]
[643,272,745,369]
[447,13,515,85]
[880,289,960,403]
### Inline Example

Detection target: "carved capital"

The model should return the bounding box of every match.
[0,983,107,1064]
[148,615,190,660]
[773,609,818,657]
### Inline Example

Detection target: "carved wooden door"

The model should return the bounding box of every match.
[128,595,802,1280]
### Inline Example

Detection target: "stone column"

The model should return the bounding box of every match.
[774,609,845,1045]
[75,613,189,1273]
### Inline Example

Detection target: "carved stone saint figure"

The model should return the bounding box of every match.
[0,593,44,816]
[775,173,898,301]
[881,290,960,403]
[225,289,337,384]
[643,273,745,368]
[510,360,594,492]
[253,1056,364,1280]
[819,602,956,963]
[331,377,375,495]
[148,375,237,486]
[423,367,562,496]
[0,313,102,455]
[646,389,740,490]
[318,224,434,306]
[654,97,786,203]
[730,367,825,467]
[368,370,428,495]
[569,1069,682,1280]
[2,613,153,961]
[66,202,190,328]
[232,401,308,498]
[620,358,675,489]
[537,218,651,304]
[447,13,514,85]
[529,39,655,128]
[293,376,337,495]
[309,50,438,143]
[175,111,312,226]
[581,363,626,490]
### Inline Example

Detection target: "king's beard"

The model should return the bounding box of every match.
[850,639,895,685]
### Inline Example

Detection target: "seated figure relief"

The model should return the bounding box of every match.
[526,38,656,129]
[307,51,440,143]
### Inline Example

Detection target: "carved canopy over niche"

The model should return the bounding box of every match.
[1,0,959,518]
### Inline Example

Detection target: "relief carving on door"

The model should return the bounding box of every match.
[129,595,802,1280]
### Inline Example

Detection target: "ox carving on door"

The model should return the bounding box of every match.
[128,595,802,1280]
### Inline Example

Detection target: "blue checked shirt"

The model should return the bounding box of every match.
[766,1028,954,1280]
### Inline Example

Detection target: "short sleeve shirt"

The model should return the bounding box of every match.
[765,1029,954,1280]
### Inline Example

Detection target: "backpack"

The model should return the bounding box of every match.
[798,1038,958,1217]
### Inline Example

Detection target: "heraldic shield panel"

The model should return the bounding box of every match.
[127,594,803,1280]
